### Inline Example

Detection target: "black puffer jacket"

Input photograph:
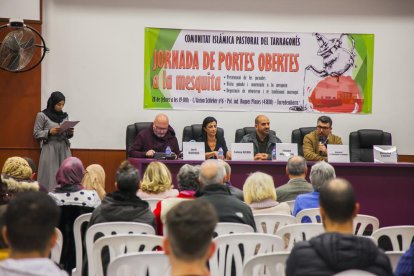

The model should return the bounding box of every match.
[286,232,393,276]
[88,191,156,230]
[198,184,256,231]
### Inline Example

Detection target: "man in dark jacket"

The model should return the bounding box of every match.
[286,178,392,276]
[128,113,180,158]
[240,115,282,160]
[197,159,256,231]
[88,160,155,229]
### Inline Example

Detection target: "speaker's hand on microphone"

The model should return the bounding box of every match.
[318,143,327,154]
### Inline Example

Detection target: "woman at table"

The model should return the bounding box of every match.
[196,116,230,160]
[33,91,73,191]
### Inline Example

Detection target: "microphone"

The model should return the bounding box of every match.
[318,136,326,155]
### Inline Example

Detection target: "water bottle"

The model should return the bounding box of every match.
[165,146,172,157]
[272,146,277,161]
[218,147,224,160]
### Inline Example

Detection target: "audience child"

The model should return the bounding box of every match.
[81,164,106,200]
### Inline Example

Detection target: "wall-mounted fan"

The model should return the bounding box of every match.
[0,19,49,73]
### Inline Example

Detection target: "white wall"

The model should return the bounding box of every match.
[42,0,414,154]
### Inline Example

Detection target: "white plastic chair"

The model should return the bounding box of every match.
[86,222,156,276]
[334,269,376,275]
[92,234,163,276]
[243,251,290,276]
[385,251,404,273]
[107,252,170,276]
[276,223,325,251]
[371,225,414,251]
[71,213,92,276]
[50,228,63,263]
[296,208,321,223]
[145,198,160,211]
[214,222,255,237]
[353,214,379,236]
[285,200,295,214]
[210,233,283,276]
[254,214,297,235]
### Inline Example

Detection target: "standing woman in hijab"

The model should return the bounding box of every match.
[33,91,74,191]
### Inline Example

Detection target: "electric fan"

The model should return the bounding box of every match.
[0,19,49,73]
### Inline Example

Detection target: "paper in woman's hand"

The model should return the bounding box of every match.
[59,121,80,133]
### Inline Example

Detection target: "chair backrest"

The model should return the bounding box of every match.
[50,228,63,263]
[182,124,224,143]
[210,233,283,276]
[276,223,325,251]
[58,205,94,272]
[145,198,160,212]
[254,214,298,235]
[371,226,414,251]
[234,127,277,143]
[349,129,392,162]
[92,234,163,276]
[243,252,290,276]
[385,251,404,273]
[285,200,295,214]
[86,222,156,276]
[214,222,255,237]
[334,269,376,275]
[291,127,316,156]
[72,213,92,276]
[126,122,152,157]
[107,252,171,276]
[353,214,380,236]
[296,208,321,223]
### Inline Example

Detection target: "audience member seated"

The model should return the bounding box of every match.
[240,115,282,160]
[81,164,106,200]
[276,156,313,202]
[219,160,244,201]
[0,192,68,276]
[137,161,179,200]
[48,157,101,208]
[196,116,230,160]
[48,157,100,272]
[286,178,392,276]
[243,172,290,215]
[164,200,218,276]
[153,164,200,235]
[197,160,256,230]
[1,157,39,205]
[128,113,180,158]
[88,160,156,228]
[396,243,414,276]
[87,161,156,275]
[303,115,342,161]
[0,157,41,252]
[293,161,336,222]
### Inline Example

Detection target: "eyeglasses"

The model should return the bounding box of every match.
[316,125,331,130]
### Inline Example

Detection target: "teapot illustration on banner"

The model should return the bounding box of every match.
[296,33,364,113]
[306,33,355,78]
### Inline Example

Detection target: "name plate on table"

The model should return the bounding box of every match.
[182,142,205,161]
[231,143,254,161]
[374,145,397,163]
[276,143,298,161]
[327,145,350,163]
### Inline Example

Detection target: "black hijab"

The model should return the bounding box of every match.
[42,91,68,124]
